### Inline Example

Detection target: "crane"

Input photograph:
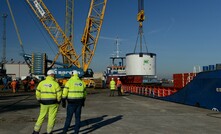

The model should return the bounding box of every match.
[6,0,32,68]
[25,0,107,78]
[0,14,7,77]
[134,0,148,53]
[64,0,74,65]
[65,0,74,43]
[1,14,7,69]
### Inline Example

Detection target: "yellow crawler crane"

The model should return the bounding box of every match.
[25,0,107,82]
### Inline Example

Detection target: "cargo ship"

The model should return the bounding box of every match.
[104,0,221,111]
[121,64,221,112]
[105,38,161,87]
[104,39,221,111]
[104,38,126,86]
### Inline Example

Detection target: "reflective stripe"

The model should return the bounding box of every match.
[68,91,84,93]
[41,91,56,94]
[67,97,84,99]
[40,98,56,100]
[56,89,62,93]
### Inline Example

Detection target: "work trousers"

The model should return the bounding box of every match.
[63,103,82,134]
[117,87,122,96]
[110,89,115,96]
[34,104,59,133]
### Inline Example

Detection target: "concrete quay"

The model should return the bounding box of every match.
[0,89,221,134]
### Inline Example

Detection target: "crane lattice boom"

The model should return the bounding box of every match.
[26,0,80,68]
[26,0,107,72]
[81,0,107,71]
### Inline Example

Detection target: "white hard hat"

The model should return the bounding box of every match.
[47,70,55,75]
[117,78,120,80]
[72,70,78,75]
[111,78,114,80]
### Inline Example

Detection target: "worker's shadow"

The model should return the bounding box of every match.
[79,115,123,134]
[53,115,123,134]
[53,115,106,133]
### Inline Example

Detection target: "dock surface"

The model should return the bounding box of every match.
[0,89,221,134]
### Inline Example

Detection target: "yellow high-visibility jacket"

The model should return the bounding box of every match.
[36,76,62,105]
[110,80,116,90]
[62,75,86,103]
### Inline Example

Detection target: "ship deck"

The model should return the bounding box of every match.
[0,88,221,134]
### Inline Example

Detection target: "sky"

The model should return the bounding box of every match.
[0,0,221,79]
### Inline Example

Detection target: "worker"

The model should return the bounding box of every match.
[2,76,8,90]
[32,70,62,134]
[109,78,116,96]
[11,79,17,93]
[62,70,86,134]
[116,77,122,96]
[62,78,68,87]
[22,78,28,92]
[29,79,35,91]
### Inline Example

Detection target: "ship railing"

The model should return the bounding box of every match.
[122,84,179,98]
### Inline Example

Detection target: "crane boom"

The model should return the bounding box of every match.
[81,0,107,72]
[26,0,81,68]
[26,0,107,73]
[65,0,74,42]
[6,0,33,68]
[64,0,74,65]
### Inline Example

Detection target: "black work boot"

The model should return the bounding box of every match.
[32,130,39,134]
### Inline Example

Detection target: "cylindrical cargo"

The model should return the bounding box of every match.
[126,53,156,76]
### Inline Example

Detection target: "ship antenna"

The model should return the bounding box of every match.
[116,37,120,58]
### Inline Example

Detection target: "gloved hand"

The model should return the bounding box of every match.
[62,100,66,108]
[37,99,42,104]
[82,98,86,107]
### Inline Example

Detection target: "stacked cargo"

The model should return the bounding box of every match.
[93,78,103,89]
[31,53,46,75]
[173,73,196,88]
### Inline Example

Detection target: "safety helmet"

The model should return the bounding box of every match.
[72,70,79,76]
[47,70,55,75]
[111,78,114,80]
[117,78,120,80]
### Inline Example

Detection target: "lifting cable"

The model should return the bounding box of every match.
[133,27,148,53]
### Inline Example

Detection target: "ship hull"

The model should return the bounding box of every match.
[122,70,221,111]
[161,70,221,111]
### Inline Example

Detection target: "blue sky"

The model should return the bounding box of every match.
[0,0,221,79]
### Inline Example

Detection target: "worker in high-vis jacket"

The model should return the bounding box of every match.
[32,70,62,134]
[109,78,116,96]
[62,70,86,134]
[116,77,122,96]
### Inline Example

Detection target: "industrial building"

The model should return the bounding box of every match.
[5,62,29,80]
